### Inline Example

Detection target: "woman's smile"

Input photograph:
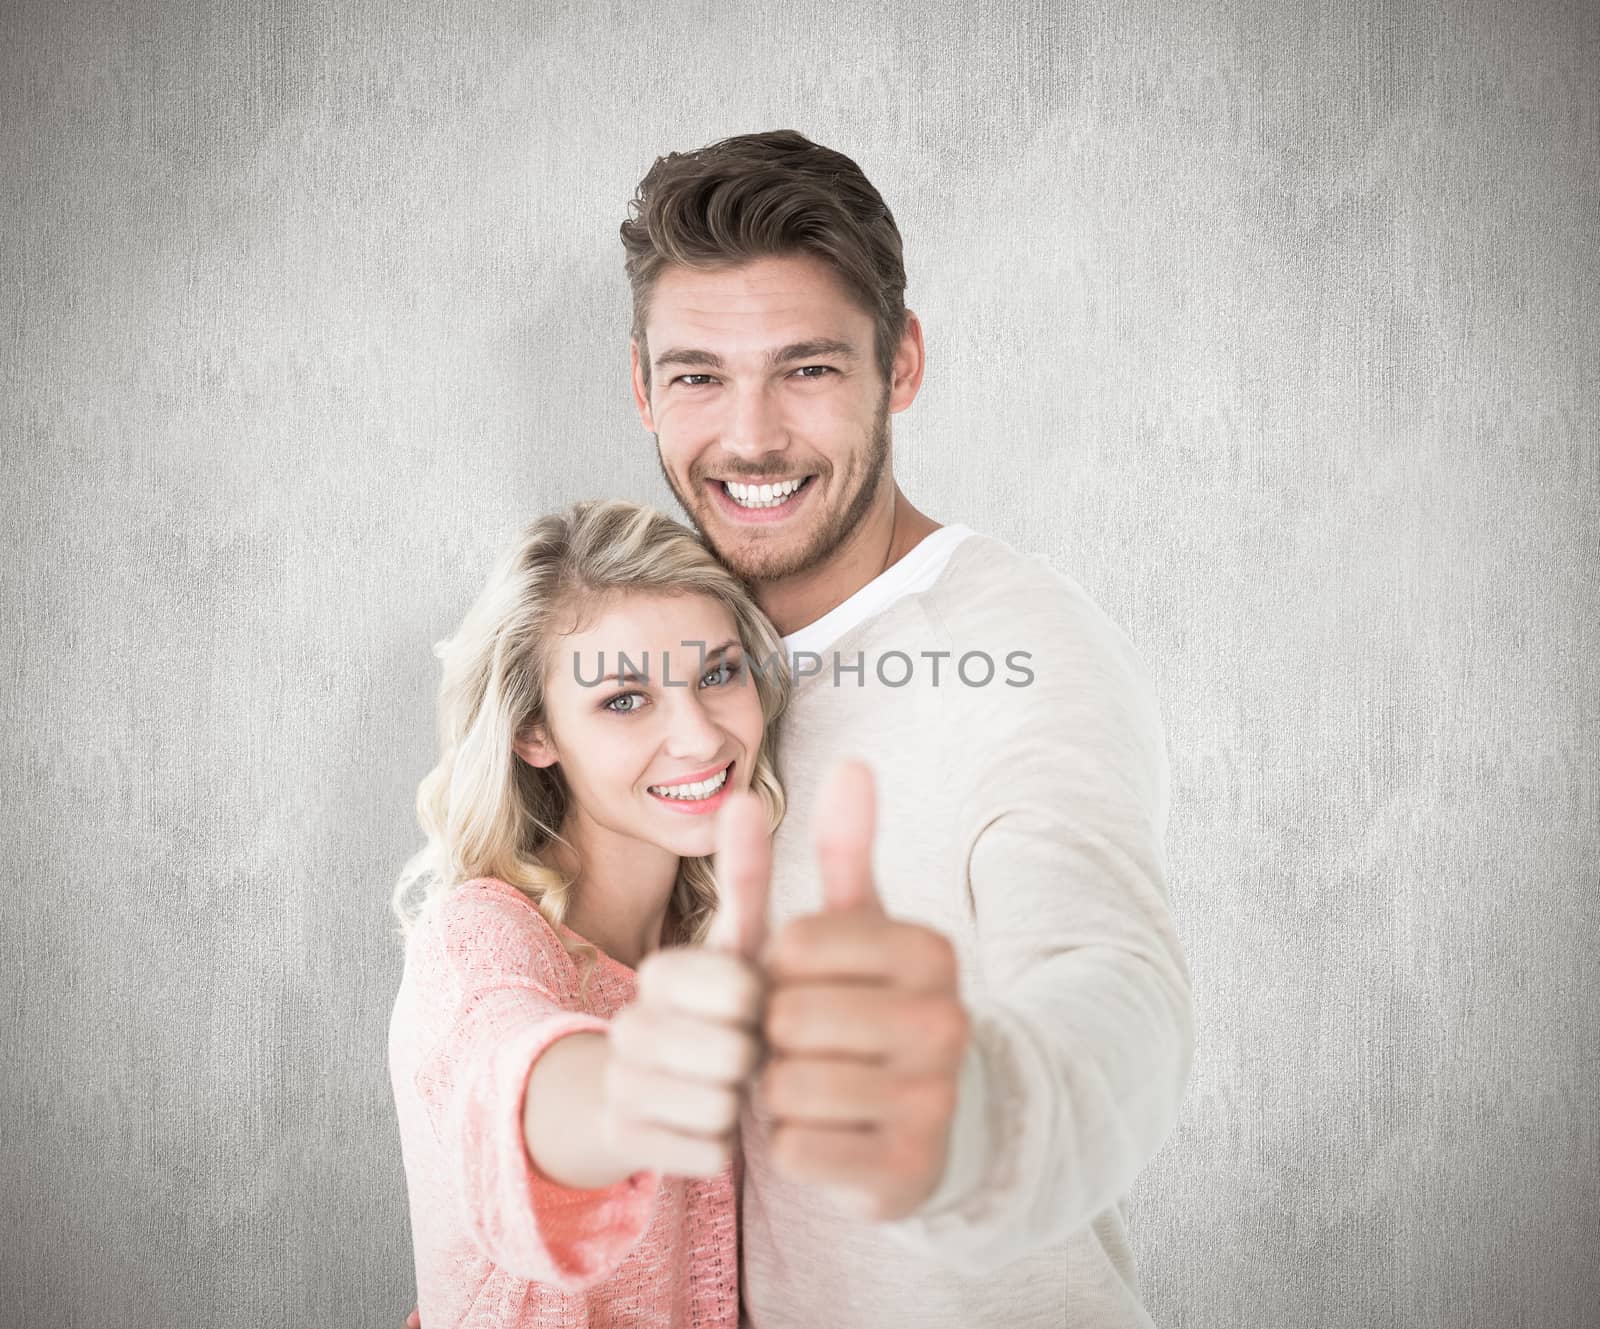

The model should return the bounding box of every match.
[646,759,736,815]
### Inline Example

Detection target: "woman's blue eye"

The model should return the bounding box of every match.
[702,660,742,687]
[603,691,645,714]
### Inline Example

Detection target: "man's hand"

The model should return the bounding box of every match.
[759,760,970,1221]
[596,788,772,1178]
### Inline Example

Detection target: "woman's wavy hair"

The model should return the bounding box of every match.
[390,499,791,953]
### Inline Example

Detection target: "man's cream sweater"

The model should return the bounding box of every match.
[740,528,1194,1328]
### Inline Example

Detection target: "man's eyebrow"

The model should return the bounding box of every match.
[767,338,859,366]
[654,347,724,371]
[652,340,861,373]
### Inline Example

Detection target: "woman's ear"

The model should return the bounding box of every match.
[514,725,559,769]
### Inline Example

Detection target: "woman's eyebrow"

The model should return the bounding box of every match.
[592,654,654,685]
[592,640,740,685]
[701,638,741,664]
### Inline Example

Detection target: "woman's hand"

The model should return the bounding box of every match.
[599,946,763,1175]
[598,790,772,1177]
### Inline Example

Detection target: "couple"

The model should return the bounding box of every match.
[387,130,1194,1328]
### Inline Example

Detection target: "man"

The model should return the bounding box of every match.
[412,129,1192,1326]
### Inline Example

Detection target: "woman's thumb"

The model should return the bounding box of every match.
[707,789,772,960]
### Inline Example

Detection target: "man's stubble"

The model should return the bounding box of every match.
[654,389,892,591]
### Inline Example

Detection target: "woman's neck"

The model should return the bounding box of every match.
[547,805,681,969]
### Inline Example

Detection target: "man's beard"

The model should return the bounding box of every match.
[655,393,891,588]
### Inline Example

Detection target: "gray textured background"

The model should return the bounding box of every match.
[3,0,1597,1325]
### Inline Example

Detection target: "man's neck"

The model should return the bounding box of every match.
[757,483,941,637]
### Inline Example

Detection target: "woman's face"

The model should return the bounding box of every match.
[517,590,769,862]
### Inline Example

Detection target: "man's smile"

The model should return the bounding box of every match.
[706,474,819,523]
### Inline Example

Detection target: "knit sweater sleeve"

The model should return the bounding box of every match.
[409,881,659,1288]
[883,571,1195,1271]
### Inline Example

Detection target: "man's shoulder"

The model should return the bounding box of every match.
[922,529,1127,651]
[905,528,1161,738]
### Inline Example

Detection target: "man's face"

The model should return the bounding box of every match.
[632,254,899,585]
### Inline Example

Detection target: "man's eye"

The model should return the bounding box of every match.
[603,691,646,714]
[793,365,835,379]
[675,374,716,387]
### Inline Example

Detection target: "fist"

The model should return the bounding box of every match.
[600,946,763,1176]
[760,760,970,1220]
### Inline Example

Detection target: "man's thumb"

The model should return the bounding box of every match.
[707,789,772,960]
[815,759,881,913]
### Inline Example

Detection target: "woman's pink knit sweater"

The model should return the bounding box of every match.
[388,877,738,1327]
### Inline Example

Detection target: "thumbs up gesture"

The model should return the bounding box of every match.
[599,790,771,1177]
[760,760,971,1220]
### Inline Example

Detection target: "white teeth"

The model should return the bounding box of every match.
[724,477,807,509]
[649,766,730,800]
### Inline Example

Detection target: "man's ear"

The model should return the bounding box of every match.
[630,339,657,432]
[514,726,559,769]
[886,309,926,415]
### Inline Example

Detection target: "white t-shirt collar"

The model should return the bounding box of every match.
[780,525,975,659]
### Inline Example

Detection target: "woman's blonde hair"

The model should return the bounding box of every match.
[390,499,791,951]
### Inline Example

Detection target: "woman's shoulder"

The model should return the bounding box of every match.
[414,877,579,995]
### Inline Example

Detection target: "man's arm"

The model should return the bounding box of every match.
[883,606,1193,1268]
[760,599,1193,1271]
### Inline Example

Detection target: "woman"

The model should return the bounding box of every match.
[388,498,791,1327]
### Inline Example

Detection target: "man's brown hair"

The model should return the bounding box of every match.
[620,130,908,392]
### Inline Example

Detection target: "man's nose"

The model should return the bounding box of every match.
[721,383,788,461]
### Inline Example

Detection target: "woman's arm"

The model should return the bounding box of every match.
[521,1032,628,1188]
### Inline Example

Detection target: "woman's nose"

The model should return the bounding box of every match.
[660,690,727,762]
